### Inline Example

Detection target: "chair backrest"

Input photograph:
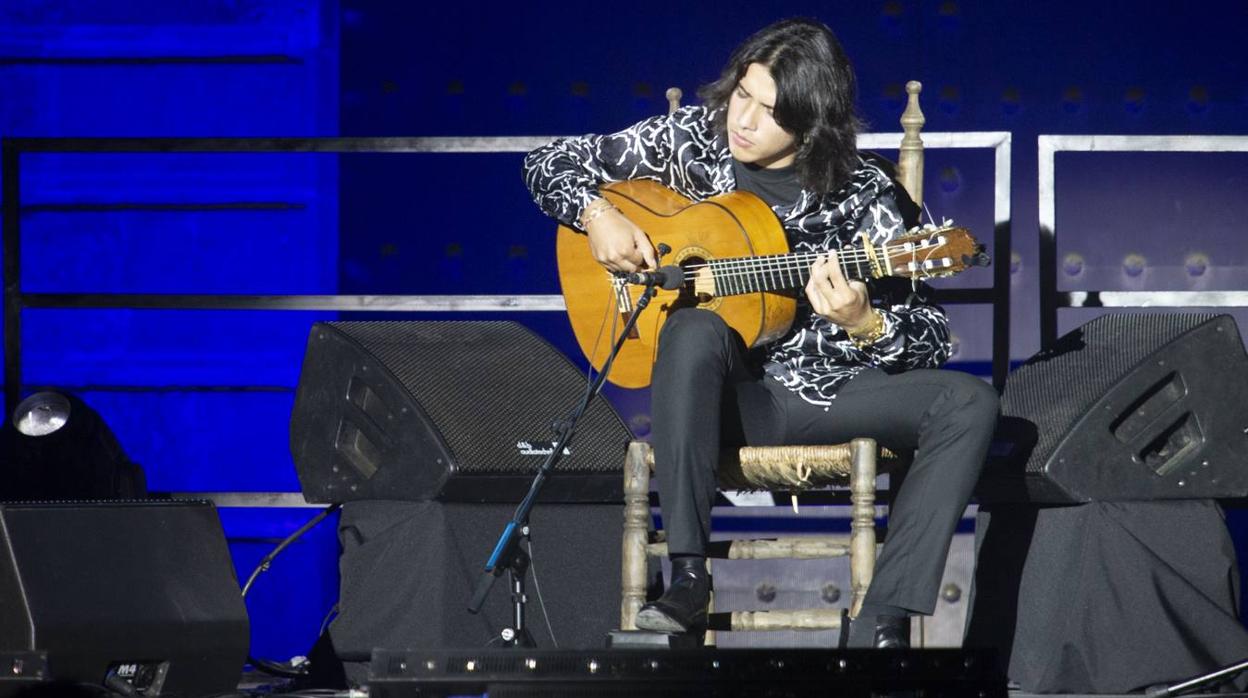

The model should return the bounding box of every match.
[896,81,925,208]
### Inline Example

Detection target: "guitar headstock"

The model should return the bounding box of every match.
[880,225,989,279]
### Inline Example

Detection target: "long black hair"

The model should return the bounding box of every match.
[699,18,861,194]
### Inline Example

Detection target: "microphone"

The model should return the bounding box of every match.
[625,265,684,290]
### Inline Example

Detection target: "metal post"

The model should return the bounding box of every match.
[3,141,23,416]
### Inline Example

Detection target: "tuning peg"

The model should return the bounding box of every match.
[963,248,992,268]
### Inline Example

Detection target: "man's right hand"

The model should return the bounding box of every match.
[586,208,657,273]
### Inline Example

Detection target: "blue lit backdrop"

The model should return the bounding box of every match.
[2,0,1246,660]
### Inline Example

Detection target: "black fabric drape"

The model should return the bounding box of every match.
[325,500,623,686]
[966,499,1248,693]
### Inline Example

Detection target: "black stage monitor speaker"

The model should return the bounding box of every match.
[0,501,249,697]
[290,321,632,503]
[980,313,1248,503]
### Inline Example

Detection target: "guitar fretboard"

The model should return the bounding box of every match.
[690,248,880,298]
[677,231,964,298]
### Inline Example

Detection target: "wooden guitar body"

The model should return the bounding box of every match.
[556,179,795,389]
[556,180,984,389]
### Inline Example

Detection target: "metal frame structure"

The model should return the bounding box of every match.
[2,132,1011,507]
[1038,134,1248,347]
[861,130,1012,388]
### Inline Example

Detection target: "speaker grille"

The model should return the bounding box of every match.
[327,321,630,477]
[1002,313,1218,476]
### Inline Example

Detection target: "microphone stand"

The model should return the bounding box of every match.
[1145,657,1248,698]
[467,278,662,648]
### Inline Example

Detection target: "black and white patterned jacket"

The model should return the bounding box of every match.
[522,105,951,407]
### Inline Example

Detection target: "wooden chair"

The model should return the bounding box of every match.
[620,82,926,643]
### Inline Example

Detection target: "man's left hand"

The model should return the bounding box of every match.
[806,251,873,331]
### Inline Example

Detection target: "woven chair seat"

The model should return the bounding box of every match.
[727,444,900,490]
[643,442,900,491]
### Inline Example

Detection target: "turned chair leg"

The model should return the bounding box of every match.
[848,437,878,618]
[621,441,651,630]
[621,438,879,633]
[705,557,716,647]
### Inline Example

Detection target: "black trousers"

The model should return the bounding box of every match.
[650,309,999,615]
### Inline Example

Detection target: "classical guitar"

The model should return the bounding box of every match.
[556,179,987,389]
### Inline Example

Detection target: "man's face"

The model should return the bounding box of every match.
[726,62,798,169]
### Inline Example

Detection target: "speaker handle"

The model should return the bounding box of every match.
[467,282,663,646]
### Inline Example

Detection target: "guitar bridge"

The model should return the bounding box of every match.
[612,275,640,339]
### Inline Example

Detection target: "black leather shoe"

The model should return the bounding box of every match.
[634,557,710,634]
[845,614,911,649]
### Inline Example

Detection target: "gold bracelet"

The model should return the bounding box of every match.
[577,197,618,229]
[847,309,887,348]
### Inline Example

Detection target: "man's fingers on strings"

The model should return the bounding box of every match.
[810,253,841,293]
[804,256,825,297]
[603,244,644,273]
[600,257,632,274]
[613,257,640,273]
[805,259,837,316]
[637,234,658,270]
[823,248,849,288]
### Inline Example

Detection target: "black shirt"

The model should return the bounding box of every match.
[731,158,803,209]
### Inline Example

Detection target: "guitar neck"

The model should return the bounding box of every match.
[705,248,879,298]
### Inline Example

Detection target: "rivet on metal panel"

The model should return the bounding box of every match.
[755,582,777,603]
[821,583,842,604]
[941,582,962,604]
[1062,253,1084,276]
[1185,252,1209,277]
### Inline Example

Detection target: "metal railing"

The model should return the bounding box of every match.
[1038,134,1248,347]
[2,132,1012,507]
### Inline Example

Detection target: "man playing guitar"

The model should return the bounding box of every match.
[523,17,998,648]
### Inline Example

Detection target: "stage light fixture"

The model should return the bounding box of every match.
[14,391,72,437]
[1,391,146,500]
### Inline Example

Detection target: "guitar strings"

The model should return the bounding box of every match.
[675,237,949,285]
[677,241,918,274]
[682,252,867,280]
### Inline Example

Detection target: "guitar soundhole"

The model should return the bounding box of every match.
[675,256,713,308]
